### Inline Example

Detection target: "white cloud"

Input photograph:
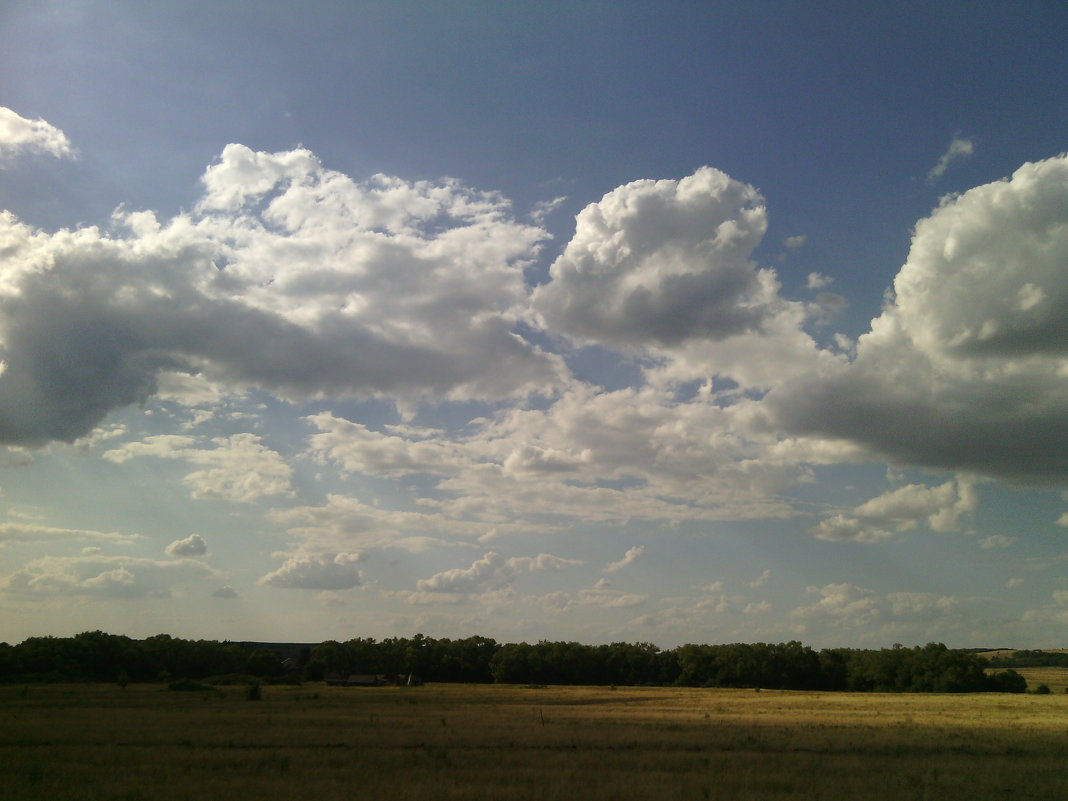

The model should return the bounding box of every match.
[212,585,239,599]
[927,135,975,183]
[696,581,724,593]
[1056,513,1068,527]
[806,272,832,289]
[769,155,1068,484]
[533,166,775,347]
[0,143,565,447]
[784,235,807,249]
[0,107,73,161]
[305,412,464,477]
[791,583,962,640]
[1,555,215,597]
[578,585,648,608]
[978,535,1016,549]
[104,433,292,502]
[415,551,582,596]
[747,569,771,588]
[0,522,139,548]
[165,533,208,558]
[603,545,645,573]
[271,493,490,554]
[259,552,364,590]
[810,479,977,542]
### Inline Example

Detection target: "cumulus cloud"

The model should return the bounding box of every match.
[212,585,239,598]
[769,155,1068,484]
[415,551,582,596]
[1,555,214,597]
[0,142,564,447]
[810,479,977,542]
[533,166,776,347]
[165,533,208,558]
[305,412,464,477]
[927,135,975,183]
[603,545,645,573]
[0,107,74,161]
[259,552,364,590]
[0,522,139,548]
[104,433,292,502]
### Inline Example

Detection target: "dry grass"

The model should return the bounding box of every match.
[1,683,1066,800]
[1013,667,1068,694]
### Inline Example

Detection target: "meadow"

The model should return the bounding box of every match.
[1,682,1066,801]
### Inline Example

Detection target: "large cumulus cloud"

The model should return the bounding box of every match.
[0,143,565,446]
[533,167,777,347]
[768,155,1068,483]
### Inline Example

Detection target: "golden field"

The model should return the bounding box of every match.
[1,682,1066,800]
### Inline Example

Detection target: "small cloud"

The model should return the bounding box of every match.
[603,545,644,573]
[927,135,975,183]
[260,552,364,590]
[814,292,847,311]
[784,235,807,249]
[530,196,567,224]
[696,580,724,593]
[1056,513,1068,527]
[81,546,103,556]
[1006,577,1023,588]
[747,569,771,588]
[165,533,208,558]
[978,535,1016,549]
[212,585,239,599]
[416,551,582,596]
[318,591,348,607]
[0,106,74,161]
[806,272,833,290]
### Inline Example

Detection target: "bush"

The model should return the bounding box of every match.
[246,682,262,701]
[1034,683,1051,695]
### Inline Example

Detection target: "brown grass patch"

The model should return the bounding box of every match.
[1,683,1066,800]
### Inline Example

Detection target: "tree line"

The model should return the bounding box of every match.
[0,631,1028,692]
[983,649,1068,669]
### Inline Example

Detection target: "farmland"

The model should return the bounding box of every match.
[2,683,1066,800]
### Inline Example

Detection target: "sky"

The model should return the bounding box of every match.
[0,1,1066,649]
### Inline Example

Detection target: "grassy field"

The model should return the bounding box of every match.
[2,683,1067,801]
[1012,667,1068,694]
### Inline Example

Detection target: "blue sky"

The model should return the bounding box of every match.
[1,1,1066,648]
